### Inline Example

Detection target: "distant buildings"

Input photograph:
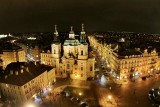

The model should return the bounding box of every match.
[0,44,26,69]
[41,24,95,80]
[89,35,160,80]
[0,62,55,103]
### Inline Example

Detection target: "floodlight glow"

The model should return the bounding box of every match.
[25,103,36,107]
[100,75,107,86]
[79,92,82,96]
[108,95,112,100]
[48,88,52,91]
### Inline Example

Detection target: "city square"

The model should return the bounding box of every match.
[0,0,160,107]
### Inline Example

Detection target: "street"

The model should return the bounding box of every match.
[93,49,160,107]
[111,76,160,107]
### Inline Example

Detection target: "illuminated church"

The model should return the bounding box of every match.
[41,24,95,80]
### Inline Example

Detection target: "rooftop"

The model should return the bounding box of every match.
[0,43,22,52]
[63,39,81,46]
[0,62,53,86]
[117,49,142,56]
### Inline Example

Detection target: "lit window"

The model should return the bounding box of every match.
[6,84,8,88]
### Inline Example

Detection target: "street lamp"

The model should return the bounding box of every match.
[108,95,112,100]
[79,92,82,96]
[27,104,35,107]
[48,88,52,91]
[108,95,112,104]
[24,103,36,107]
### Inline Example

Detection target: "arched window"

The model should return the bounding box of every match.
[81,50,83,55]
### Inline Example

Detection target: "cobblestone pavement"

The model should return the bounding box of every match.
[97,87,117,107]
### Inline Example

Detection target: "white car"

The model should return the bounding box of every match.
[104,72,110,76]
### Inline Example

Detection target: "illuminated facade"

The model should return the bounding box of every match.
[0,62,56,103]
[0,48,26,69]
[41,24,95,80]
[89,36,160,80]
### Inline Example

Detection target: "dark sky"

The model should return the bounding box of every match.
[0,0,160,33]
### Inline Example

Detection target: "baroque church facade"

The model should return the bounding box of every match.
[40,24,95,80]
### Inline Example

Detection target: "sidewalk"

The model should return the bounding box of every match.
[97,87,118,107]
[52,79,90,93]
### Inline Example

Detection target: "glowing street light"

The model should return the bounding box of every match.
[48,88,52,91]
[108,95,112,104]
[79,92,82,96]
[24,103,36,107]
[108,95,112,100]
[27,105,35,107]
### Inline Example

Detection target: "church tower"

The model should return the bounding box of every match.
[51,25,61,58]
[69,26,75,39]
[53,24,59,40]
[78,24,88,60]
[80,24,87,43]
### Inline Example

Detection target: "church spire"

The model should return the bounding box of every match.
[70,26,74,34]
[69,26,75,39]
[53,24,59,42]
[82,24,84,32]
[80,24,86,43]
[54,24,58,37]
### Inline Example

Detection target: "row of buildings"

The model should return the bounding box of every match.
[88,35,160,80]
[0,24,95,104]
[0,44,26,69]
[0,62,55,103]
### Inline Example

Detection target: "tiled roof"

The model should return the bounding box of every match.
[117,49,142,56]
[0,62,53,86]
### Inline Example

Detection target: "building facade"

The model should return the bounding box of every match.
[0,62,56,103]
[41,25,95,80]
[88,36,160,80]
[0,48,26,69]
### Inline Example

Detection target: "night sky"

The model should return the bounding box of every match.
[0,0,160,33]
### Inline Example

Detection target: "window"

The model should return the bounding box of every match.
[81,73,83,77]
[24,85,27,89]
[81,50,83,55]
[54,49,56,54]
[90,66,92,71]
[81,67,83,71]
[67,64,69,69]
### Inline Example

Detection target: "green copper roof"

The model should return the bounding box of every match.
[63,39,80,46]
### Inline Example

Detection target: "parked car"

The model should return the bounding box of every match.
[79,101,89,107]
[70,97,78,102]
[80,103,89,107]
[142,77,146,80]
[104,72,110,76]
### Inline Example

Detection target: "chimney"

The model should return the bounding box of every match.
[15,71,18,75]
[20,65,24,69]
[26,67,29,72]
[10,70,13,75]
[21,69,23,73]
[5,75,8,79]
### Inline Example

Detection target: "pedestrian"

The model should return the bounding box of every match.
[133,89,136,94]
[136,100,139,104]
[109,86,112,90]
